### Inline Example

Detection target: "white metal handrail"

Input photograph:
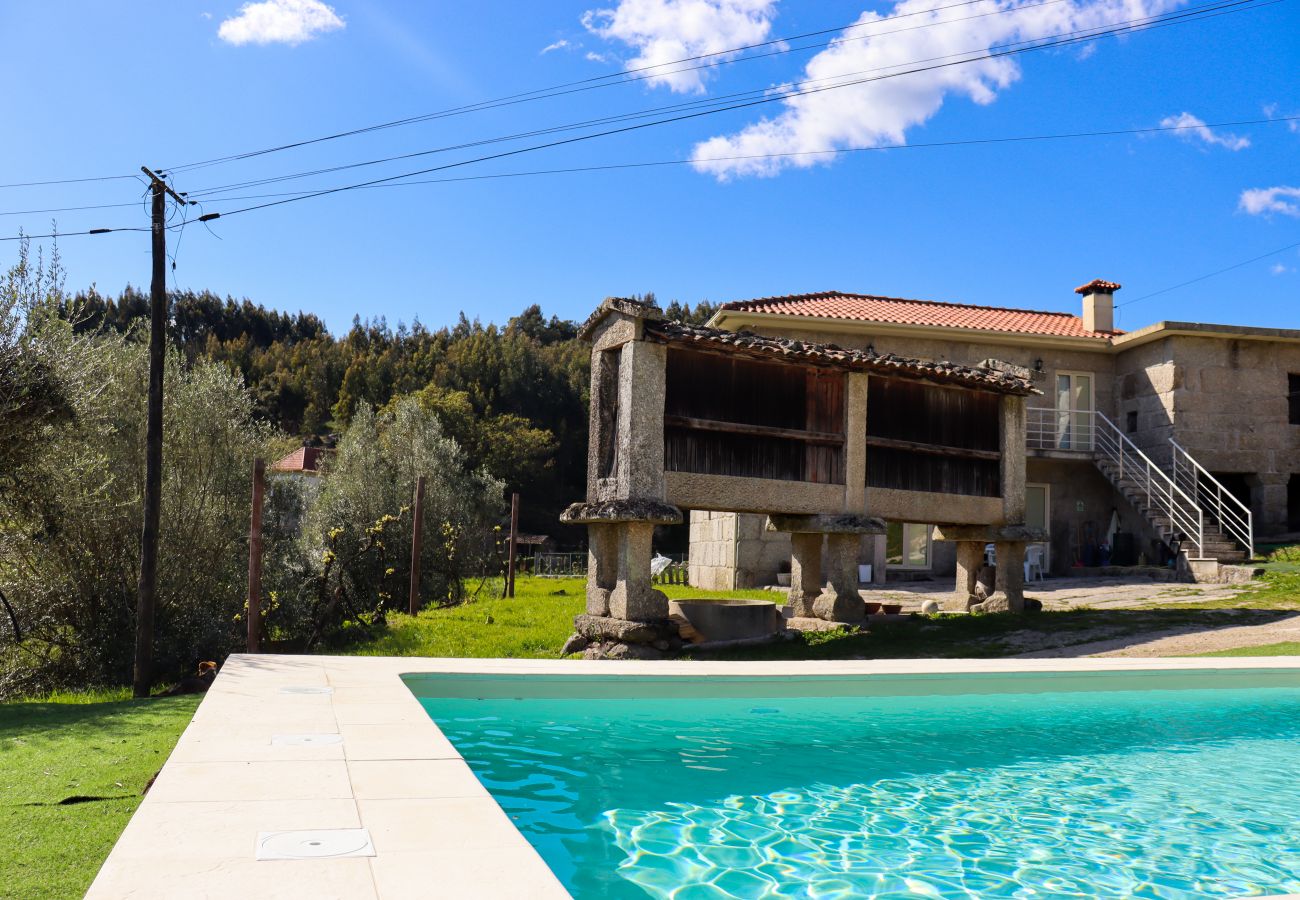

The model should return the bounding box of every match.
[1029,407,1205,557]
[1168,438,1253,559]
[1091,410,1203,558]
[1026,406,1096,451]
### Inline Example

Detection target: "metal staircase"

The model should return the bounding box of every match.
[1027,408,1254,565]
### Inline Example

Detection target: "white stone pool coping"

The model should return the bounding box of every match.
[86,654,1300,900]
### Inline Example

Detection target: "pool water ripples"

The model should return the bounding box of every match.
[420,684,1300,899]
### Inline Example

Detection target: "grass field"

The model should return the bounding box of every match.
[0,690,200,899]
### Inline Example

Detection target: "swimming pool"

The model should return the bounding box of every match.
[410,670,1300,899]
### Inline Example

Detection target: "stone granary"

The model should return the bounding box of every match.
[561,297,1042,656]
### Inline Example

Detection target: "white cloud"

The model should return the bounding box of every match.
[1239,186,1300,218]
[1158,112,1249,151]
[1263,102,1300,133]
[688,0,1186,179]
[1271,263,1292,275]
[542,39,571,54]
[586,51,612,63]
[218,0,344,46]
[582,0,778,93]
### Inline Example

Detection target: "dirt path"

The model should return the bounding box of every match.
[1013,613,1300,658]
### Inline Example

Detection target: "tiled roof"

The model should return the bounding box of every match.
[1075,279,1122,295]
[270,446,330,473]
[718,291,1121,339]
[645,321,1039,395]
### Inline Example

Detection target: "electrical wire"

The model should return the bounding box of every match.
[183,0,1229,199]
[201,0,1274,222]
[159,0,1039,174]
[5,111,1294,237]
[1118,238,1300,306]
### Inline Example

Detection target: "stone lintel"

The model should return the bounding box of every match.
[577,296,664,342]
[560,498,683,525]
[766,513,886,534]
[931,524,1048,543]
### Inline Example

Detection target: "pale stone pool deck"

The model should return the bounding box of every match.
[87,654,1300,900]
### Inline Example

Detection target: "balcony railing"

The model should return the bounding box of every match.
[1027,406,1096,451]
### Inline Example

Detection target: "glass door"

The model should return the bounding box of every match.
[1054,372,1093,450]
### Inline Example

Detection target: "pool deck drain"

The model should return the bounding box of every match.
[86,654,1300,899]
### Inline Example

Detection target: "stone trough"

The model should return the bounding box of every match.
[669,598,786,646]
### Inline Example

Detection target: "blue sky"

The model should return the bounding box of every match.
[1,0,1297,333]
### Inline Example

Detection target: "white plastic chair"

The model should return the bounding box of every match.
[1024,544,1046,582]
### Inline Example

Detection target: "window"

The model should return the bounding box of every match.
[1289,374,1300,425]
[1054,371,1095,450]
[886,522,931,569]
[1126,410,1138,433]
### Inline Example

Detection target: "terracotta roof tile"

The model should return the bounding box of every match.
[718,291,1121,339]
[645,321,1038,395]
[270,446,330,473]
[1074,278,1122,295]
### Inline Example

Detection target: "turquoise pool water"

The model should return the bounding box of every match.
[412,671,1300,899]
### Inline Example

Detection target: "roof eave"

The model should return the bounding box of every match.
[709,309,1118,350]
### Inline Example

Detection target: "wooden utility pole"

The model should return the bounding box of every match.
[506,492,520,598]
[408,476,426,616]
[247,458,265,653]
[133,167,186,699]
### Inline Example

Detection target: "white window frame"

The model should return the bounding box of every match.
[1054,370,1095,451]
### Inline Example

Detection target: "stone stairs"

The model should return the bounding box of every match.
[1094,457,1249,564]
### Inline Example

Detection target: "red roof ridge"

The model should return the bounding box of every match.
[720,290,1085,321]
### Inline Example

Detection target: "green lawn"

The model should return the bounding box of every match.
[0,690,200,899]
[332,576,774,658]
[1196,641,1300,657]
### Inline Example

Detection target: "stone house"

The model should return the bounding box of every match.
[689,281,1300,588]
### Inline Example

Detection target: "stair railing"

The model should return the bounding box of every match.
[1091,411,1204,558]
[1168,438,1254,559]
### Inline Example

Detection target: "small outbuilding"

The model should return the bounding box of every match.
[562,297,1043,654]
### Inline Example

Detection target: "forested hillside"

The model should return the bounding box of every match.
[68,287,717,537]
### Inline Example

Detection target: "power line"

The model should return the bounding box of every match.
[181,0,1273,201]
[0,227,148,242]
[0,173,141,190]
[5,111,1295,236]
[183,1,1071,197]
[159,0,1029,175]
[197,0,1273,223]
[1118,238,1300,307]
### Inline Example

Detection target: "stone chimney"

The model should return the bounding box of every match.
[1074,279,1121,333]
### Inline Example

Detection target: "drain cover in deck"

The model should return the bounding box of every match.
[271,733,343,747]
[257,828,374,860]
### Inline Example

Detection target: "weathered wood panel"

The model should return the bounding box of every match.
[663,348,845,484]
[866,379,1001,497]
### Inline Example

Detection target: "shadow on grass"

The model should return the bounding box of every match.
[698,606,1300,661]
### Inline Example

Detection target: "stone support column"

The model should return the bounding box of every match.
[1001,395,1027,524]
[932,524,1045,615]
[993,541,1027,613]
[615,340,667,501]
[769,514,885,622]
[954,540,984,610]
[814,533,866,622]
[586,523,617,616]
[844,373,869,512]
[609,521,665,620]
[786,532,824,618]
